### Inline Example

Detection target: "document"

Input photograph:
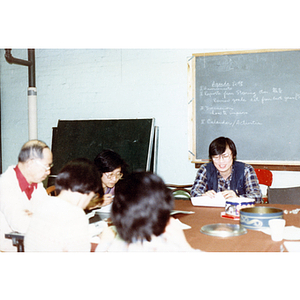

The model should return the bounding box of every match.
[284,242,300,252]
[191,193,226,207]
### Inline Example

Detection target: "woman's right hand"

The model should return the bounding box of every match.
[203,190,217,198]
[102,193,114,207]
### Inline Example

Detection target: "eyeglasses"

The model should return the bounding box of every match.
[34,159,54,171]
[212,153,231,161]
[104,172,123,180]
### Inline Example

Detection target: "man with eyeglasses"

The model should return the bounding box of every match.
[0,140,53,251]
[191,136,262,203]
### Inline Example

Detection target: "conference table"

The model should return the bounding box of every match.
[7,200,300,252]
[90,200,300,252]
[173,199,300,252]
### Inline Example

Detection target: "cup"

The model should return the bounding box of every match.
[268,219,286,241]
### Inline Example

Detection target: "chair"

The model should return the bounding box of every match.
[167,184,192,200]
[267,186,300,204]
[46,185,58,196]
[254,168,273,203]
[5,232,24,252]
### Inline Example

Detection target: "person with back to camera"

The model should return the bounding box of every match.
[96,171,198,251]
[191,136,262,203]
[0,140,53,251]
[25,158,103,252]
[93,149,128,212]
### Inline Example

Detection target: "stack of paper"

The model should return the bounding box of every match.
[89,220,108,237]
[191,193,226,207]
[284,242,300,252]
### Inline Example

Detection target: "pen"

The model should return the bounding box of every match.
[223,214,235,219]
[221,213,239,220]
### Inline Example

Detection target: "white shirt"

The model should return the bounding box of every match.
[25,196,90,252]
[0,166,48,251]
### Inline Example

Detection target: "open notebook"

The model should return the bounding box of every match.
[191,193,226,207]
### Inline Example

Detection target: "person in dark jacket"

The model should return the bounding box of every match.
[191,137,262,203]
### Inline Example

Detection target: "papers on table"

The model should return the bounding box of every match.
[97,202,112,213]
[170,210,195,215]
[284,242,300,252]
[191,193,226,207]
[86,210,96,219]
[260,226,300,240]
[174,218,191,230]
[89,220,108,238]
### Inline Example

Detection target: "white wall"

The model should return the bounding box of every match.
[1,48,300,187]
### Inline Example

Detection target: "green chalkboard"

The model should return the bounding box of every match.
[188,49,300,166]
[48,119,155,185]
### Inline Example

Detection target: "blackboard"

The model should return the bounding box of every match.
[48,119,155,185]
[187,49,300,169]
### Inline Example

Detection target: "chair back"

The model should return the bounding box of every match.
[254,168,273,187]
[254,168,273,204]
[167,184,192,200]
[268,186,300,204]
[46,185,58,196]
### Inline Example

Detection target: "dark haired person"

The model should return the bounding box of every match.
[94,149,128,211]
[25,158,103,251]
[191,137,262,203]
[96,172,196,251]
[0,140,53,251]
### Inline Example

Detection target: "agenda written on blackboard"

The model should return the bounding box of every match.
[188,49,300,165]
[198,80,293,126]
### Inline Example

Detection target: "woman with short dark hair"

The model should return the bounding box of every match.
[96,172,196,251]
[55,158,103,197]
[112,172,173,243]
[191,136,262,203]
[94,149,128,210]
[25,158,103,251]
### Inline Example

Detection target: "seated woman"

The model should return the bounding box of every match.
[93,149,128,212]
[191,136,262,203]
[96,171,197,251]
[25,158,103,251]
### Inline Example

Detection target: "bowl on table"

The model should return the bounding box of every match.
[240,206,283,230]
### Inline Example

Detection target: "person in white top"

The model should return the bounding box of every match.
[0,140,53,251]
[97,171,198,252]
[25,158,103,252]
